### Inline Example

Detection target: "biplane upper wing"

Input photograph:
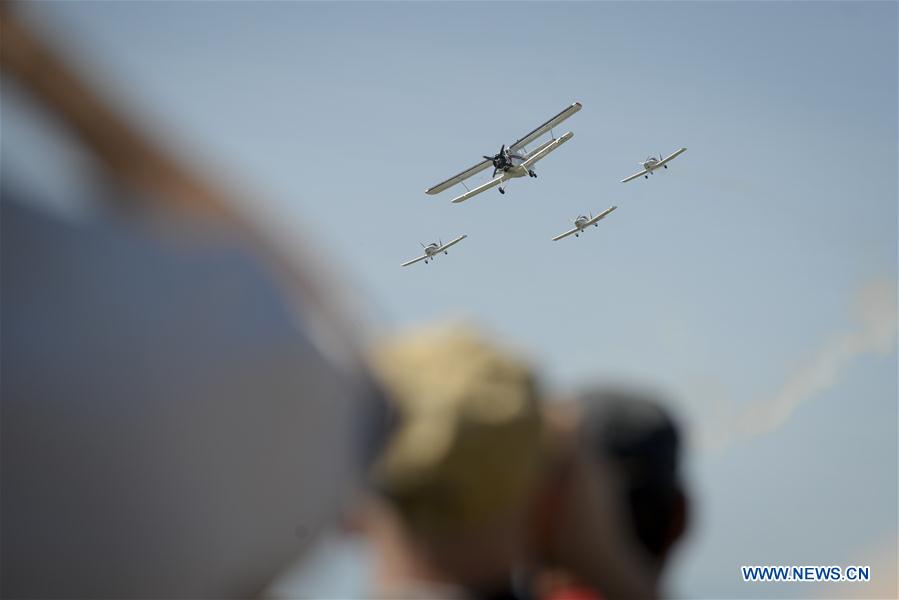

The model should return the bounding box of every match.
[425,159,492,195]
[451,175,504,204]
[509,102,582,153]
[521,131,574,170]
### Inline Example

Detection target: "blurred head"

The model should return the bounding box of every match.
[578,389,688,574]
[364,323,545,594]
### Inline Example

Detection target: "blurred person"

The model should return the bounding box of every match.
[362,324,544,599]
[535,390,688,600]
[1,5,386,598]
[361,324,657,600]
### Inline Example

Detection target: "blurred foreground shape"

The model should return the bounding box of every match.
[1,4,385,597]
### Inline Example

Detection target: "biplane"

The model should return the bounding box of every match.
[425,103,582,203]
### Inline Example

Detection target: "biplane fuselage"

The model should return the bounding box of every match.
[497,161,529,180]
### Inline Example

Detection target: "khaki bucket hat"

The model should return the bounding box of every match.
[370,323,545,533]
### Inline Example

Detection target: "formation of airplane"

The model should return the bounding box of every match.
[402,102,687,266]
[401,235,467,267]
[552,206,618,241]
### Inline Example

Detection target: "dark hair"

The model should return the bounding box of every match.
[579,389,684,558]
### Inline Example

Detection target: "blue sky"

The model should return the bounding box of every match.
[5,2,896,598]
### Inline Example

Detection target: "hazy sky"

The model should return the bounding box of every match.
[5,2,896,598]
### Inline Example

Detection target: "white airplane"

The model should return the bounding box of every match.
[401,235,467,267]
[426,102,582,204]
[621,147,687,183]
[552,206,618,241]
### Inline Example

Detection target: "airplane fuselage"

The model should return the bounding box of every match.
[501,164,529,180]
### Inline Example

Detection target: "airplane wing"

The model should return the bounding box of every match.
[585,205,618,226]
[521,137,554,161]
[656,147,687,167]
[509,102,582,153]
[621,168,648,183]
[425,159,492,195]
[521,131,574,170]
[451,175,504,203]
[552,227,581,242]
[437,234,467,252]
[401,254,429,267]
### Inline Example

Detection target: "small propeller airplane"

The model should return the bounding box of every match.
[401,235,468,267]
[621,147,687,183]
[552,206,618,241]
[425,102,582,204]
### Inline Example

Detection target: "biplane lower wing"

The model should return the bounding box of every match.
[521,131,573,170]
[451,176,504,203]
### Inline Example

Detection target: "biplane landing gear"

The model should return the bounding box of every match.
[575,233,579,237]
[528,170,537,178]
[644,175,649,179]
[444,251,448,255]
[663,164,668,169]
[498,187,505,194]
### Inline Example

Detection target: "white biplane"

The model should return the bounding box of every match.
[426,102,582,204]
[401,235,467,267]
[621,147,687,183]
[552,206,617,241]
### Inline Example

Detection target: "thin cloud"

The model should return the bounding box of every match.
[703,278,897,450]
